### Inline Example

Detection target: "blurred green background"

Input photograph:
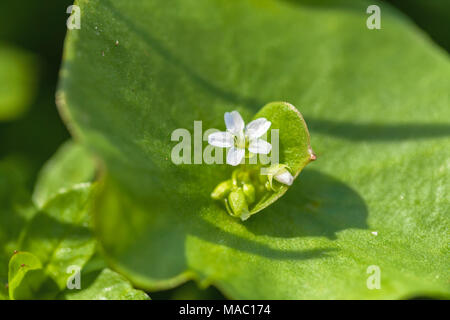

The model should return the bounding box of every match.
[0,0,448,299]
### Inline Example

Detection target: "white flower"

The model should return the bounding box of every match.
[208,111,272,166]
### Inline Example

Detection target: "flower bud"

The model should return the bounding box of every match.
[227,188,249,220]
[242,183,255,204]
[263,163,294,190]
[211,179,233,200]
[274,168,294,186]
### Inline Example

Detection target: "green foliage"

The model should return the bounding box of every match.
[249,102,314,215]
[21,185,97,291]
[33,140,96,208]
[0,159,34,299]
[60,268,149,300]
[0,1,75,298]
[0,45,37,121]
[8,251,149,300]
[0,143,148,300]
[57,0,450,299]
[58,256,149,300]
[8,252,47,300]
[0,0,71,186]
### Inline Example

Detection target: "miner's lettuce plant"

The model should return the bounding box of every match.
[0,144,149,300]
[1,0,449,300]
[53,0,450,299]
[207,103,315,220]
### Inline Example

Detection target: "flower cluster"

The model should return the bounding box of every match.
[208,111,295,220]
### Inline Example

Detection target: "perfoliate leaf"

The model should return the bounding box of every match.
[247,102,315,216]
[58,0,450,299]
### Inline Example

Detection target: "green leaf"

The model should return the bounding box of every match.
[248,102,314,215]
[13,183,149,300]
[8,252,43,300]
[1,144,148,300]
[59,268,150,300]
[57,254,149,300]
[0,0,72,184]
[33,140,96,208]
[20,184,97,290]
[58,254,149,300]
[23,144,147,300]
[58,0,450,298]
[22,142,97,291]
[14,183,149,300]
[8,251,58,300]
[0,159,35,299]
[0,44,38,121]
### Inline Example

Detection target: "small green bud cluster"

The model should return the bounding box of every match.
[211,164,294,220]
[211,169,256,221]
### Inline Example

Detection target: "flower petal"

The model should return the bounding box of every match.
[227,147,245,166]
[274,170,294,186]
[245,118,271,139]
[224,111,245,135]
[248,138,272,154]
[208,131,234,148]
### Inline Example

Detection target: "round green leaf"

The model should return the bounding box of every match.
[58,0,450,299]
